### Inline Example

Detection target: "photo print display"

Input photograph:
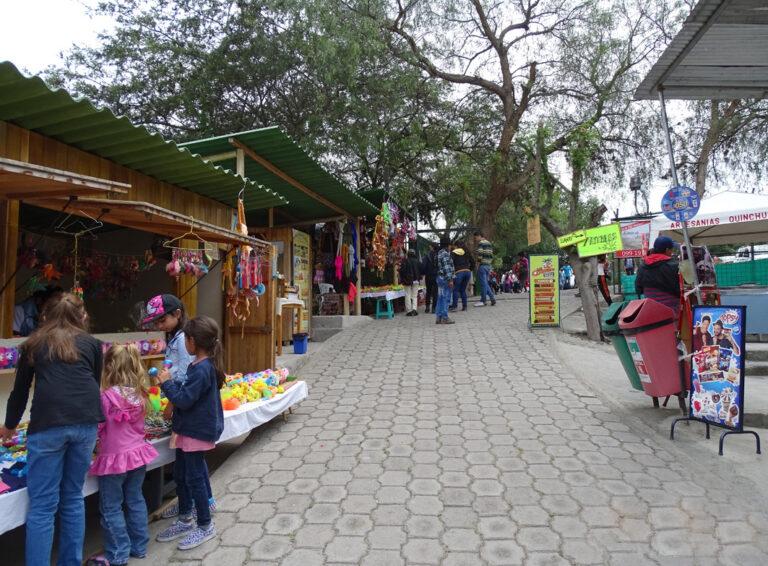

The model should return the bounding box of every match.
[689,306,745,429]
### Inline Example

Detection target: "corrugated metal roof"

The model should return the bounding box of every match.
[180,127,379,225]
[634,0,768,100]
[0,61,287,209]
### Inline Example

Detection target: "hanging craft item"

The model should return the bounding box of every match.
[369,204,389,275]
[166,249,209,279]
[224,197,268,335]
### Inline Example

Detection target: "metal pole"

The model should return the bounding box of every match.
[658,89,702,302]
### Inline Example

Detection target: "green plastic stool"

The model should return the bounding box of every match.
[375,298,394,319]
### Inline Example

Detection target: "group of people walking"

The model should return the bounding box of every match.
[406,231,498,325]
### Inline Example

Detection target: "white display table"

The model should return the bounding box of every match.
[0,381,308,535]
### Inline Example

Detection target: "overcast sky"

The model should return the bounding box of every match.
[0,0,112,74]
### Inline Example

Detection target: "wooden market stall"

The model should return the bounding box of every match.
[180,128,380,345]
[0,60,288,374]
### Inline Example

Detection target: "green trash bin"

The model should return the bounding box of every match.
[601,301,643,391]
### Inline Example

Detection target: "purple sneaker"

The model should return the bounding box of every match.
[177,523,216,550]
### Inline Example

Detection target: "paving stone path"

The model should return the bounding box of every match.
[147,297,768,565]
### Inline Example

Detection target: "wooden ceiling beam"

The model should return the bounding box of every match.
[229,137,351,218]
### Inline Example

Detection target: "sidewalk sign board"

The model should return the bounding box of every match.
[671,305,761,455]
[528,254,560,327]
[689,305,745,429]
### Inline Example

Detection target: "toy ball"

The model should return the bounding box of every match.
[148,367,159,377]
[254,283,266,295]
[162,359,173,369]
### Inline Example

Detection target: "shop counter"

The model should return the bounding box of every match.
[0,381,308,535]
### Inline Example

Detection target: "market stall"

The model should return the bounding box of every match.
[650,191,768,334]
[180,128,379,340]
[0,60,287,373]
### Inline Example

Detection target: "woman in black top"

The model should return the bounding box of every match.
[1,293,104,566]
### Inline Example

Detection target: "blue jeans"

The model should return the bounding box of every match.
[478,264,495,304]
[25,423,98,566]
[99,466,149,564]
[435,276,451,319]
[174,450,212,527]
[451,271,471,309]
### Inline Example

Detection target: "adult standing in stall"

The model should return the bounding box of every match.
[421,242,438,314]
[1,293,104,566]
[400,248,422,316]
[635,235,682,323]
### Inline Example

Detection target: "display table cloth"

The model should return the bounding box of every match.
[0,381,308,535]
[359,289,405,301]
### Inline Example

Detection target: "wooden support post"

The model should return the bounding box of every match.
[0,200,19,337]
[354,219,362,316]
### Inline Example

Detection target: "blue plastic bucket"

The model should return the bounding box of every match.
[293,333,308,354]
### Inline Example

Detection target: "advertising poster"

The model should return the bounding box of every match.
[616,220,650,258]
[689,305,746,430]
[292,229,311,333]
[529,255,560,327]
[577,223,624,258]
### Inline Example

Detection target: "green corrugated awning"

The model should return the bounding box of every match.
[0,61,286,210]
[180,127,379,225]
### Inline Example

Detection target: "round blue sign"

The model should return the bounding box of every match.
[661,186,700,222]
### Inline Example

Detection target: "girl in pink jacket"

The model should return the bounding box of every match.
[87,345,158,566]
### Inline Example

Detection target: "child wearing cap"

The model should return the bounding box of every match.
[143,295,217,520]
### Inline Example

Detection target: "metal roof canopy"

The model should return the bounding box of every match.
[0,157,129,200]
[634,0,768,100]
[180,127,379,225]
[24,196,269,247]
[0,61,286,209]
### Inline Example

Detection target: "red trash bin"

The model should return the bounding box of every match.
[619,298,681,398]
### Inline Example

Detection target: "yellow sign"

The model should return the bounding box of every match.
[577,223,624,258]
[527,215,541,246]
[529,254,560,327]
[558,229,586,248]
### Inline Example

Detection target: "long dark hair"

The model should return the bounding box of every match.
[183,316,225,389]
[168,307,189,341]
[24,293,89,365]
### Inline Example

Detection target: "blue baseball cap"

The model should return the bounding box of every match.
[653,235,679,252]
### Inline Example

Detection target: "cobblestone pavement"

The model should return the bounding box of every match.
[147,297,768,565]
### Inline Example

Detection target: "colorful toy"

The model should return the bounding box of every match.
[148,359,173,378]
[147,386,169,413]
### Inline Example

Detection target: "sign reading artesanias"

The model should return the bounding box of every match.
[529,254,560,327]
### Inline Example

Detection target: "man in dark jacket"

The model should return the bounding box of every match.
[635,235,681,322]
[400,248,422,316]
[421,242,438,313]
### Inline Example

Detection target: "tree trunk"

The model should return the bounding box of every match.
[570,251,603,341]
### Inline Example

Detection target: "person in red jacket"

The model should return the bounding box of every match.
[635,236,682,322]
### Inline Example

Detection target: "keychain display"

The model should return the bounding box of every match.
[166,249,209,278]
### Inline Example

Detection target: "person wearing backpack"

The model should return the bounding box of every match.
[400,248,422,316]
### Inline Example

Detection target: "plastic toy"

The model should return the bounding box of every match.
[147,386,169,413]
[148,359,173,378]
